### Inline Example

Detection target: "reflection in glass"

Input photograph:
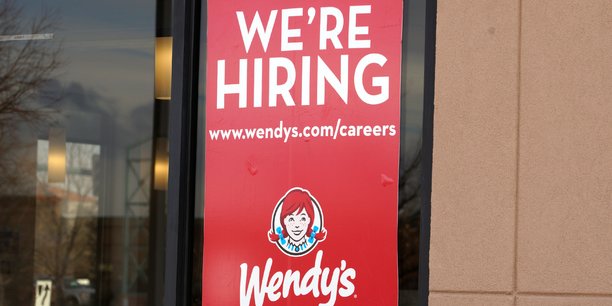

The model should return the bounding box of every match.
[155,37,173,101]
[36,141,100,305]
[398,0,426,304]
[47,128,67,183]
[192,0,428,305]
[153,137,169,191]
[0,0,168,305]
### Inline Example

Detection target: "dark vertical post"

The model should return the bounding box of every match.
[418,0,437,304]
[150,1,173,305]
[164,0,200,305]
[149,101,169,306]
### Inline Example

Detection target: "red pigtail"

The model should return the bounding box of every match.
[268,229,289,242]
[306,228,327,241]
[315,229,327,240]
[268,230,280,242]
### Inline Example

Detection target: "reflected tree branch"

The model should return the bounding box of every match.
[0,1,63,305]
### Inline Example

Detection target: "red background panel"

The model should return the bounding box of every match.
[203,1,403,305]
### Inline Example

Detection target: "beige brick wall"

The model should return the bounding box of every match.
[430,0,612,305]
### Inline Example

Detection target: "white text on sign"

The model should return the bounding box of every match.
[216,5,390,109]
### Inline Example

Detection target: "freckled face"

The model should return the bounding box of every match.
[283,208,310,242]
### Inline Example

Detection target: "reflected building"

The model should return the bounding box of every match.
[0,0,167,305]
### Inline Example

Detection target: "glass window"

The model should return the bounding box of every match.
[399,0,426,304]
[0,1,170,305]
[192,0,427,305]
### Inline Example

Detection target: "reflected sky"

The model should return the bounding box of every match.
[22,0,155,147]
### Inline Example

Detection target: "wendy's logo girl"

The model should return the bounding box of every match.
[268,187,327,257]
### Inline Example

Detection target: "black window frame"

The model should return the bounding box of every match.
[163,0,437,305]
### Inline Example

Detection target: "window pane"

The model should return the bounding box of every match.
[193,0,427,305]
[399,0,426,304]
[0,1,169,305]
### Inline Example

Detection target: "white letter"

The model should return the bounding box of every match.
[240,260,271,306]
[282,270,301,297]
[269,57,296,107]
[348,5,371,49]
[281,8,303,51]
[300,250,323,297]
[236,10,278,52]
[253,58,263,107]
[319,267,340,306]
[319,7,343,50]
[301,56,310,105]
[217,59,248,109]
[317,55,348,105]
[338,262,356,297]
[354,53,388,105]
[267,271,283,301]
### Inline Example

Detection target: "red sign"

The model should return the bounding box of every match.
[203,1,403,305]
